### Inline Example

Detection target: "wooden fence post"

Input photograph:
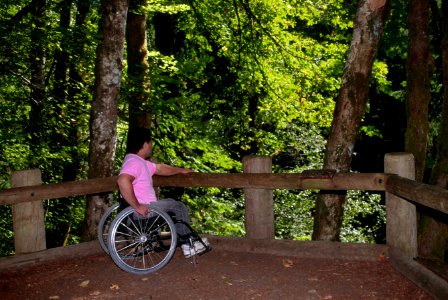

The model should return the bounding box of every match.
[384,153,417,258]
[11,169,46,254]
[243,156,274,239]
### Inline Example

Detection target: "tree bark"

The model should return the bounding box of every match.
[53,0,81,183]
[53,0,71,105]
[66,0,91,182]
[405,0,431,182]
[126,0,151,136]
[82,0,128,241]
[28,0,46,160]
[69,0,90,95]
[312,0,390,241]
[419,0,448,263]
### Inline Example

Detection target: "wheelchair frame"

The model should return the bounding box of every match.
[98,203,211,275]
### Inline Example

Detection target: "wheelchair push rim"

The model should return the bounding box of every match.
[98,202,120,255]
[107,206,178,275]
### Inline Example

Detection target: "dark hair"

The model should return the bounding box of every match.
[125,127,152,154]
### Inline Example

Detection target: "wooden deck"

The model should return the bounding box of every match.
[1,237,446,299]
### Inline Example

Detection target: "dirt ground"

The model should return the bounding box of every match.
[0,238,433,300]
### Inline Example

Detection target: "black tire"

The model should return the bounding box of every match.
[107,206,177,275]
[98,203,120,255]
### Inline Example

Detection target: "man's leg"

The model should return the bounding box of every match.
[150,198,190,236]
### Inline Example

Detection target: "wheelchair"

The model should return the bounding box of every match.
[98,201,211,275]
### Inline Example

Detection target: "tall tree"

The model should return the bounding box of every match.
[82,0,129,241]
[126,0,151,137]
[28,0,47,160]
[67,0,92,165]
[419,0,448,263]
[404,0,431,182]
[53,0,71,107]
[52,0,82,183]
[65,0,92,182]
[312,0,390,241]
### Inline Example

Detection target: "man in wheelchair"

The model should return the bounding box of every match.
[117,127,211,258]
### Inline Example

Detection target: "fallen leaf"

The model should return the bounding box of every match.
[110,283,120,291]
[282,258,294,268]
[79,280,90,288]
[377,254,386,262]
[89,290,101,296]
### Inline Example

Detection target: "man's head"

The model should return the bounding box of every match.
[126,127,152,154]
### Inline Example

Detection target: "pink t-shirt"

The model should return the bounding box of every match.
[119,154,157,204]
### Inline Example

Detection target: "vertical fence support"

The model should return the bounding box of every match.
[11,169,46,254]
[384,153,418,258]
[243,156,274,239]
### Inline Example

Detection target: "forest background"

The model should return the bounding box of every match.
[0,0,447,263]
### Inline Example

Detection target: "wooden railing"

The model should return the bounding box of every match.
[1,153,447,297]
[0,172,387,205]
[1,154,447,244]
[1,154,448,243]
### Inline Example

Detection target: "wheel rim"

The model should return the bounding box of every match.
[108,207,177,275]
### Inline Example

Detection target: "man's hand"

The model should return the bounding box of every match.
[135,204,149,217]
[177,168,193,174]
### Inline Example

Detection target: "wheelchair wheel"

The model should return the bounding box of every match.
[98,203,120,255]
[108,206,177,275]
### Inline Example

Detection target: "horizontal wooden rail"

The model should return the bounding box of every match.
[155,172,387,190]
[0,172,387,206]
[385,175,448,215]
[2,171,447,215]
[0,177,117,206]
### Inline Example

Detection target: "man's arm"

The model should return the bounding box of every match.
[155,164,193,176]
[117,173,149,216]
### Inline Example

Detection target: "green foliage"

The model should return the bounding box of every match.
[145,0,190,14]
[181,188,245,236]
[0,206,14,256]
[274,189,386,243]
[361,125,383,138]
[0,0,97,254]
[44,197,87,247]
[275,189,316,240]
[341,190,386,243]
[0,0,405,255]
[177,0,351,136]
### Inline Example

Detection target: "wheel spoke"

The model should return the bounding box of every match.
[108,207,177,275]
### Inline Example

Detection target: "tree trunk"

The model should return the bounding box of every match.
[312,0,390,241]
[419,0,448,263]
[53,0,71,105]
[28,0,46,160]
[405,0,431,182]
[82,0,128,241]
[69,0,90,96]
[65,0,91,183]
[126,0,151,135]
[53,0,81,183]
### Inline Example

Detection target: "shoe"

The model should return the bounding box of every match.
[199,237,210,248]
[181,238,210,258]
[181,243,203,258]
